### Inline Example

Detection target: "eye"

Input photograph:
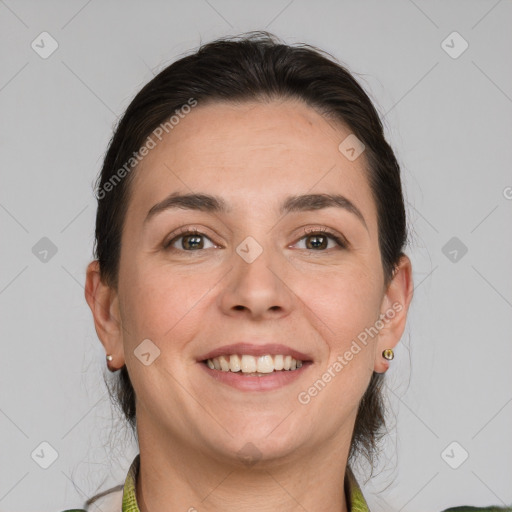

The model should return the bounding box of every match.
[164,227,217,252]
[293,227,347,251]
[163,226,348,253]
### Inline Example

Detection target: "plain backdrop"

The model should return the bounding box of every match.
[1,1,511,511]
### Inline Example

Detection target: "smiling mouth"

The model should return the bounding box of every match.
[203,354,309,376]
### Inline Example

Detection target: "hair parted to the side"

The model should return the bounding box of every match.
[87,30,408,507]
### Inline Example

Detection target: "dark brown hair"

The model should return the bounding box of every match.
[89,30,407,504]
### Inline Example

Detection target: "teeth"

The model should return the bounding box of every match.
[205,354,305,373]
[229,354,241,372]
[218,355,230,371]
[241,354,257,373]
[257,355,274,373]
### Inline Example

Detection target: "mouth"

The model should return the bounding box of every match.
[203,353,309,376]
[197,343,313,391]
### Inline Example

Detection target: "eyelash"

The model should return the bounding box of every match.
[163,226,348,252]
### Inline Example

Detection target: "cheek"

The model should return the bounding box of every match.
[297,263,382,343]
[118,259,219,347]
[296,269,379,414]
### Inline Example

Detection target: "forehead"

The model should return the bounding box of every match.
[128,99,377,230]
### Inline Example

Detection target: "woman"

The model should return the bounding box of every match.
[67,32,510,512]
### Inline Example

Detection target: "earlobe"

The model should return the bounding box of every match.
[374,254,414,373]
[84,260,125,368]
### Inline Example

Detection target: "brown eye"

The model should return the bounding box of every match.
[180,233,206,250]
[305,233,330,250]
[294,228,347,251]
[164,229,216,252]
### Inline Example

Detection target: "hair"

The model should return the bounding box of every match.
[87,29,408,507]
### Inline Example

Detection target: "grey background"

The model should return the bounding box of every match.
[1,1,511,511]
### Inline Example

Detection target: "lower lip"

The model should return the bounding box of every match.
[198,361,312,391]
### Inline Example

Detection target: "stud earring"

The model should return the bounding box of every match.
[106,354,113,361]
[382,349,394,361]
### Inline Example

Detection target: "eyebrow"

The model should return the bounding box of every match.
[144,192,368,230]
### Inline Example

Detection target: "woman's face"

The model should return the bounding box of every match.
[94,98,412,465]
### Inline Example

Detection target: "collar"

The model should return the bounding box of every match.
[122,453,370,512]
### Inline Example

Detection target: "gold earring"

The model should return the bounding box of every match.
[106,354,113,361]
[382,349,394,361]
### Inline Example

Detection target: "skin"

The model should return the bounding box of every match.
[85,98,413,512]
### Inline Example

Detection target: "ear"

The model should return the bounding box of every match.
[374,254,414,373]
[84,260,125,370]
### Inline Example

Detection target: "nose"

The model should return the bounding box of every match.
[218,243,294,321]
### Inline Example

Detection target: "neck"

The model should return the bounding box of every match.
[135,423,351,512]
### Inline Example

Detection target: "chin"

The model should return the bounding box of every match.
[199,417,310,466]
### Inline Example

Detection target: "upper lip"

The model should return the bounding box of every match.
[197,343,313,362]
